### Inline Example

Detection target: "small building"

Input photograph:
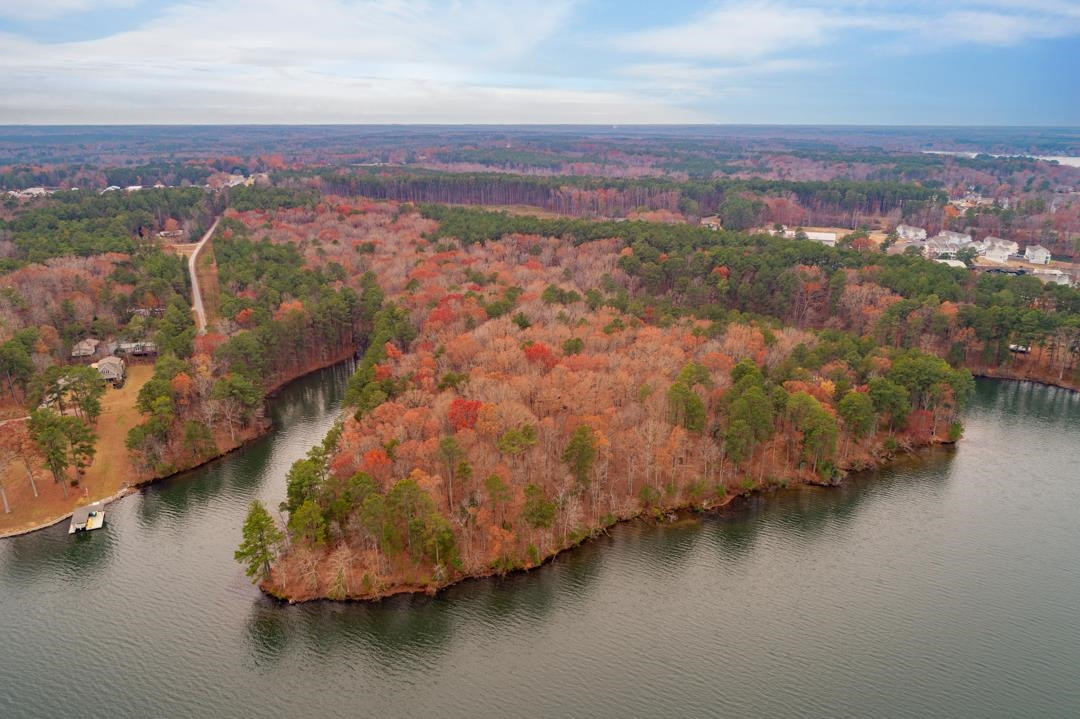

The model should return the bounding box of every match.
[896,224,927,241]
[1033,268,1072,286]
[700,216,722,230]
[91,356,126,387]
[71,338,101,358]
[1025,244,1052,265]
[803,231,837,247]
[775,225,838,246]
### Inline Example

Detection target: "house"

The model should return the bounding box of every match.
[1025,244,1052,265]
[91,356,126,387]
[117,341,158,356]
[973,236,1018,264]
[700,216,722,230]
[924,231,973,259]
[71,338,101,358]
[896,224,927,241]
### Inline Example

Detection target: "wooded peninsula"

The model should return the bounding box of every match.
[2,129,1079,603]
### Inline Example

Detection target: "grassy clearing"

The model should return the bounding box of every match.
[0,363,152,535]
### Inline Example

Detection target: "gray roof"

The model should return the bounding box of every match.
[71,502,104,525]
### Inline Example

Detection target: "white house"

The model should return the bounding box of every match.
[973,236,1018,264]
[1025,244,1052,264]
[896,224,927,241]
[924,231,973,259]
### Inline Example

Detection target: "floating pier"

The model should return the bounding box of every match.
[69,502,106,534]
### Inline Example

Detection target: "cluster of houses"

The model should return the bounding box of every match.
[70,337,159,388]
[895,224,1069,285]
[4,186,56,200]
[8,172,269,202]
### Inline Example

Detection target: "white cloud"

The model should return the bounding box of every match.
[615,3,844,61]
[0,1,137,22]
[0,0,703,123]
[619,59,822,98]
[615,1,1080,60]
[0,0,1076,123]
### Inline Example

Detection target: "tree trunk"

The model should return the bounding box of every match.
[24,458,38,498]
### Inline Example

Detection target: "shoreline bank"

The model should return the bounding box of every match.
[0,352,356,540]
[261,433,966,604]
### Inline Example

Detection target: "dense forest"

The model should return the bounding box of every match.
[124,214,376,475]
[231,199,1078,602]
[0,187,218,264]
[300,170,946,229]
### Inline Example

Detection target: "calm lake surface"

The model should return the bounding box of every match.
[2,367,1079,718]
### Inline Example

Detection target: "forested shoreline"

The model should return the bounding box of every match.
[232,200,1073,603]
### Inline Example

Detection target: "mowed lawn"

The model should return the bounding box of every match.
[0,363,152,535]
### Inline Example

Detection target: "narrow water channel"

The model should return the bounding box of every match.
[1,371,1078,718]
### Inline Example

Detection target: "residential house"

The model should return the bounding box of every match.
[117,341,158,356]
[973,236,1018,264]
[700,216,722,230]
[924,231,973,259]
[71,338,101,358]
[1025,244,1052,265]
[896,224,927,242]
[91,356,126,387]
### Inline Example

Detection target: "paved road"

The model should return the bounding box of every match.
[188,217,219,335]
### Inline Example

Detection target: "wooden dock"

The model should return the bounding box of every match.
[69,502,106,534]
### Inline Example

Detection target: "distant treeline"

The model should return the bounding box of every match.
[302,169,944,222]
[1,187,219,264]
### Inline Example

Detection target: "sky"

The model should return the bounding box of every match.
[0,0,1077,125]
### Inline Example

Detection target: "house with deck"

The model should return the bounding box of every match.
[91,356,126,387]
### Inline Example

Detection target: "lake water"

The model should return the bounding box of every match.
[923,150,1080,168]
[2,368,1079,718]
